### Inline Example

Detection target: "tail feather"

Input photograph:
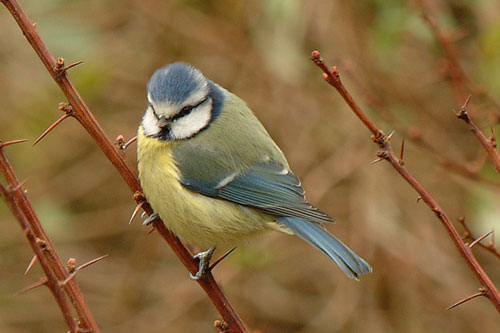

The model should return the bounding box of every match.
[278,217,372,279]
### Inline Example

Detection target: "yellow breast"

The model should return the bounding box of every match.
[137,128,285,248]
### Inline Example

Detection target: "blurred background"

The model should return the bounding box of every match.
[1,0,500,332]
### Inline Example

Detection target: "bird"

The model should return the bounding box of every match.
[137,62,371,280]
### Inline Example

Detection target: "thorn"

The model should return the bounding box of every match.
[210,247,237,271]
[0,139,29,149]
[400,137,405,161]
[16,277,48,295]
[11,177,30,192]
[462,95,472,109]
[416,196,422,203]
[32,22,37,29]
[63,61,83,72]
[60,255,109,286]
[60,274,76,287]
[141,211,147,219]
[77,254,108,271]
[386,130,395,141]
[147,227,155,235]
[447,289,486,310]
[457,95,472,120]
[24,255,38,275]
[370,157,383,164]
[123,136,137,150]
[469,230,494,248]
[129,201,145,224]
[33,114,71,146]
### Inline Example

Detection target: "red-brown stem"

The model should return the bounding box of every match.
[342,66,500,188]
[311,50,500,314]
[417,2,500,174]
[0,147,94,332]
[416,0,467,103]
[457,97,500,174]
[0,1,247,330]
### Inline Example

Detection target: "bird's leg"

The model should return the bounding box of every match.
[190,246,216,280]
[142,212,159,226]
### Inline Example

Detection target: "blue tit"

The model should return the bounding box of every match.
[137,62,371,280]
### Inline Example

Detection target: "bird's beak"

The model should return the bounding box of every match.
[157,116,170,128]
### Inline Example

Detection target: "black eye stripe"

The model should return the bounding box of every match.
[172,97,208,121]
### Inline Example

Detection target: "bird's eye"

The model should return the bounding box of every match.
[179,105,193,117]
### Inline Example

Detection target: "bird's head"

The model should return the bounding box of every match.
[142,62,220,141]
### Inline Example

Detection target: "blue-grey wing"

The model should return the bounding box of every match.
[180,161,333,224]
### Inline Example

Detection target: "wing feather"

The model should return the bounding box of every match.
[180,161,333,224]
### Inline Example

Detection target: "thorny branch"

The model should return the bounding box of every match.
[342,64,500,189]
[415,0,467,104]
[0,0,247,331]
[311,50,500,313]
[0,141,100,333]
[417,1,500,174]
[456,96,500,174]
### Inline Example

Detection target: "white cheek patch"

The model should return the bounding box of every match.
[142,107,161,136]
[171,101,212,139]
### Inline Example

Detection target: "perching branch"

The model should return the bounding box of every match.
[311,50,500,314]
[0,1,247,331]
[0,140,100,333]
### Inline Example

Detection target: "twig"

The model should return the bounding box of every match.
[61,255,109,286]
[417,1,500,163]
[458,217,500,260]
[456,96,500,174]
[0,1,247,331]
[342,65,500,188]
[311,50,500,314]
[0,142,98,332]
[469,230,493,249]
[416,0,467,104]
[447,289,487,310]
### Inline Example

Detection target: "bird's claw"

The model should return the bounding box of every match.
[190,246,216,280]
[142,212,159,226]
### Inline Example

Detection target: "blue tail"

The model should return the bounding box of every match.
[277,217,371,279]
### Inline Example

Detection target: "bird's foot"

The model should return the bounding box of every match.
[190,246,216,280]
[142,212,159,226]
